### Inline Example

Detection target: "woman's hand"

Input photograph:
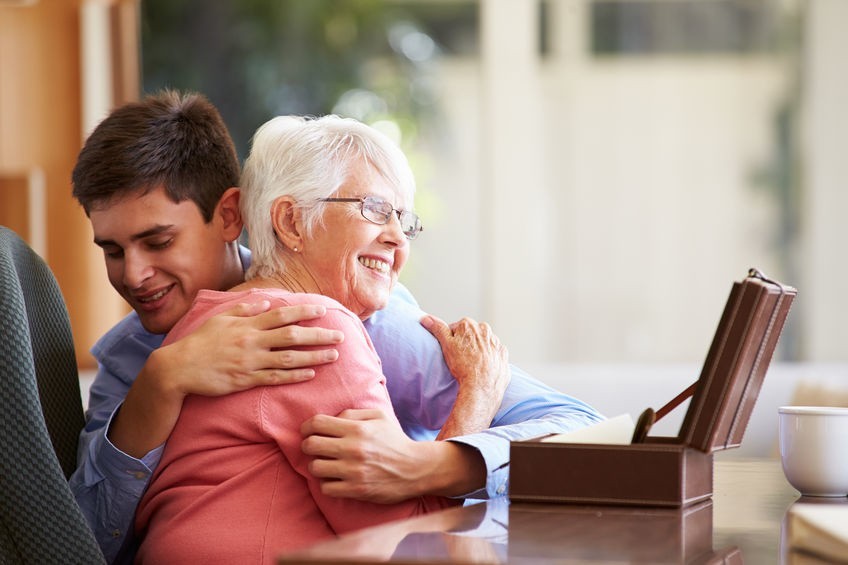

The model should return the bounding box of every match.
[420,314,510,439]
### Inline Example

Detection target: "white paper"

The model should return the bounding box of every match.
[788,503,848,562]
[540,413,635,445]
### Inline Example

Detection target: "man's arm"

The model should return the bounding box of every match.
[300,364,604,502]
[301,304,511,502]
[300,289,605,502]
[301,407,491,504]
[70,301,343,563]
[445,363,604,499]
[109,301,342,457]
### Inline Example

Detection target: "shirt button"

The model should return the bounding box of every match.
[111,529,121,538]
[133,471,148,480]
[496,484,506,495]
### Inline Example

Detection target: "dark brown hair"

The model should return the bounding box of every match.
[72,89,239,222]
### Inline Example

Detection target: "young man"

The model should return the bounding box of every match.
[70,90,604,563]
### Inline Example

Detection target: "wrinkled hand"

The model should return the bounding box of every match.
[420,315,510,439]
[163,300,344,397]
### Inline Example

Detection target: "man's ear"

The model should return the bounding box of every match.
[270,196,303,252]
[216,187,244,241]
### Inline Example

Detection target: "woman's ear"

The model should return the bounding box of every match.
[216,187,244,242]
[271,196,303,252]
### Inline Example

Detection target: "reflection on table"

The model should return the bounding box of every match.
[278,459,846,564]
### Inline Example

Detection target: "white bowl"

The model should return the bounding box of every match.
[779,406,848,497]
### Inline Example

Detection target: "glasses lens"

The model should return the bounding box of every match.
[361,197,393,224]
[400,211,422,239]
[360,196,422,239]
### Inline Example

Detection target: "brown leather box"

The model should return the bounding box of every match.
[509,270,796,507]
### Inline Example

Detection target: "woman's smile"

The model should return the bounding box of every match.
[358,256,391,275]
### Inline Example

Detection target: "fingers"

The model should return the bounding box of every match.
[252,306,345,349]
[252,368,317,386]
[308,458,348,481]
[258,325,344,350]
[300,409,384,437]
[217,303,333,331]
[316,478,359,500]
[301,433,347,459]
[423,314,505,360]
[253,304,331,330]
[423,314,496,344]
[420,314,452,343]
[450,317,490,337]
[210,303,345,346]
[301,414,349,439]
[219,299,272,317]
[335,408,386,421]
[439,316,502,352]
[306,461,376,501]
[265,347,339,370]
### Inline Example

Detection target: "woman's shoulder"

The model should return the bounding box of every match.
[176,288,366,339]
[239,289,355,319]
[232,290,374,349]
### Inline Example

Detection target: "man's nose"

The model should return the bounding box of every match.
[122,251,155,289]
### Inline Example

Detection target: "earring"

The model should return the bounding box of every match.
[293,246,298,252]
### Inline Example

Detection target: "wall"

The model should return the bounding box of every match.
[802,0,848,361]
[407,0,797,366]
[3,0,845,369]
[0,0,136,367]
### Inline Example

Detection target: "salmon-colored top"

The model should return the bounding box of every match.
[134,289,454,565]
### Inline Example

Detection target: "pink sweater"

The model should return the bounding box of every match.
[134,289,454,564]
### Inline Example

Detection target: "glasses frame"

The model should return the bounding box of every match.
[319,196,423,240]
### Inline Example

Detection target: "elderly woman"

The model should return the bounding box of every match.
[133,115,485,564]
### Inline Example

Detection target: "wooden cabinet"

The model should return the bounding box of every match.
[0,0,137,367]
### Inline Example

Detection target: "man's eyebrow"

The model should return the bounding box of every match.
[93,224,176,247]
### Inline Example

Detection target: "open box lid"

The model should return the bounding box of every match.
[676,269,796,453]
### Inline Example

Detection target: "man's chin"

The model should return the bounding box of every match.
[136,312,178,336]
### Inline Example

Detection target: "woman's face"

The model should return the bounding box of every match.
[303,161,411,320]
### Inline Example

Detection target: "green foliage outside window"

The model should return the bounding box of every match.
[141,0,475,159]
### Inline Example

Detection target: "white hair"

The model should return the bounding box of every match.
[240,115,416,280]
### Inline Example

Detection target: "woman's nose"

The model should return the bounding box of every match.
[382,212,409,245]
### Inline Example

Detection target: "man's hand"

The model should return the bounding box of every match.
[300,314,507,503]
[420,315,510,439]
[164,301,344,396]
[301,409,486,502]
[110,301,343,458]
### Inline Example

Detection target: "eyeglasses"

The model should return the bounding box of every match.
[319,195,423,240]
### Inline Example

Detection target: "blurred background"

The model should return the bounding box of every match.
[1,1,845,447]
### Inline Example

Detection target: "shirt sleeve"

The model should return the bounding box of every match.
[259,306,457,535]
[364,291,606,500]
[449,364,605,498]
[69,319,166,564]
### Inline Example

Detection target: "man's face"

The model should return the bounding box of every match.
[88,186,243,334]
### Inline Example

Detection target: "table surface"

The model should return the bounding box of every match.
[278,458,845,564]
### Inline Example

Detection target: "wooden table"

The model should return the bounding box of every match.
[279,458,842,564]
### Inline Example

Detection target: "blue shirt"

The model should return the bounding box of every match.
[69,248,604,563]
